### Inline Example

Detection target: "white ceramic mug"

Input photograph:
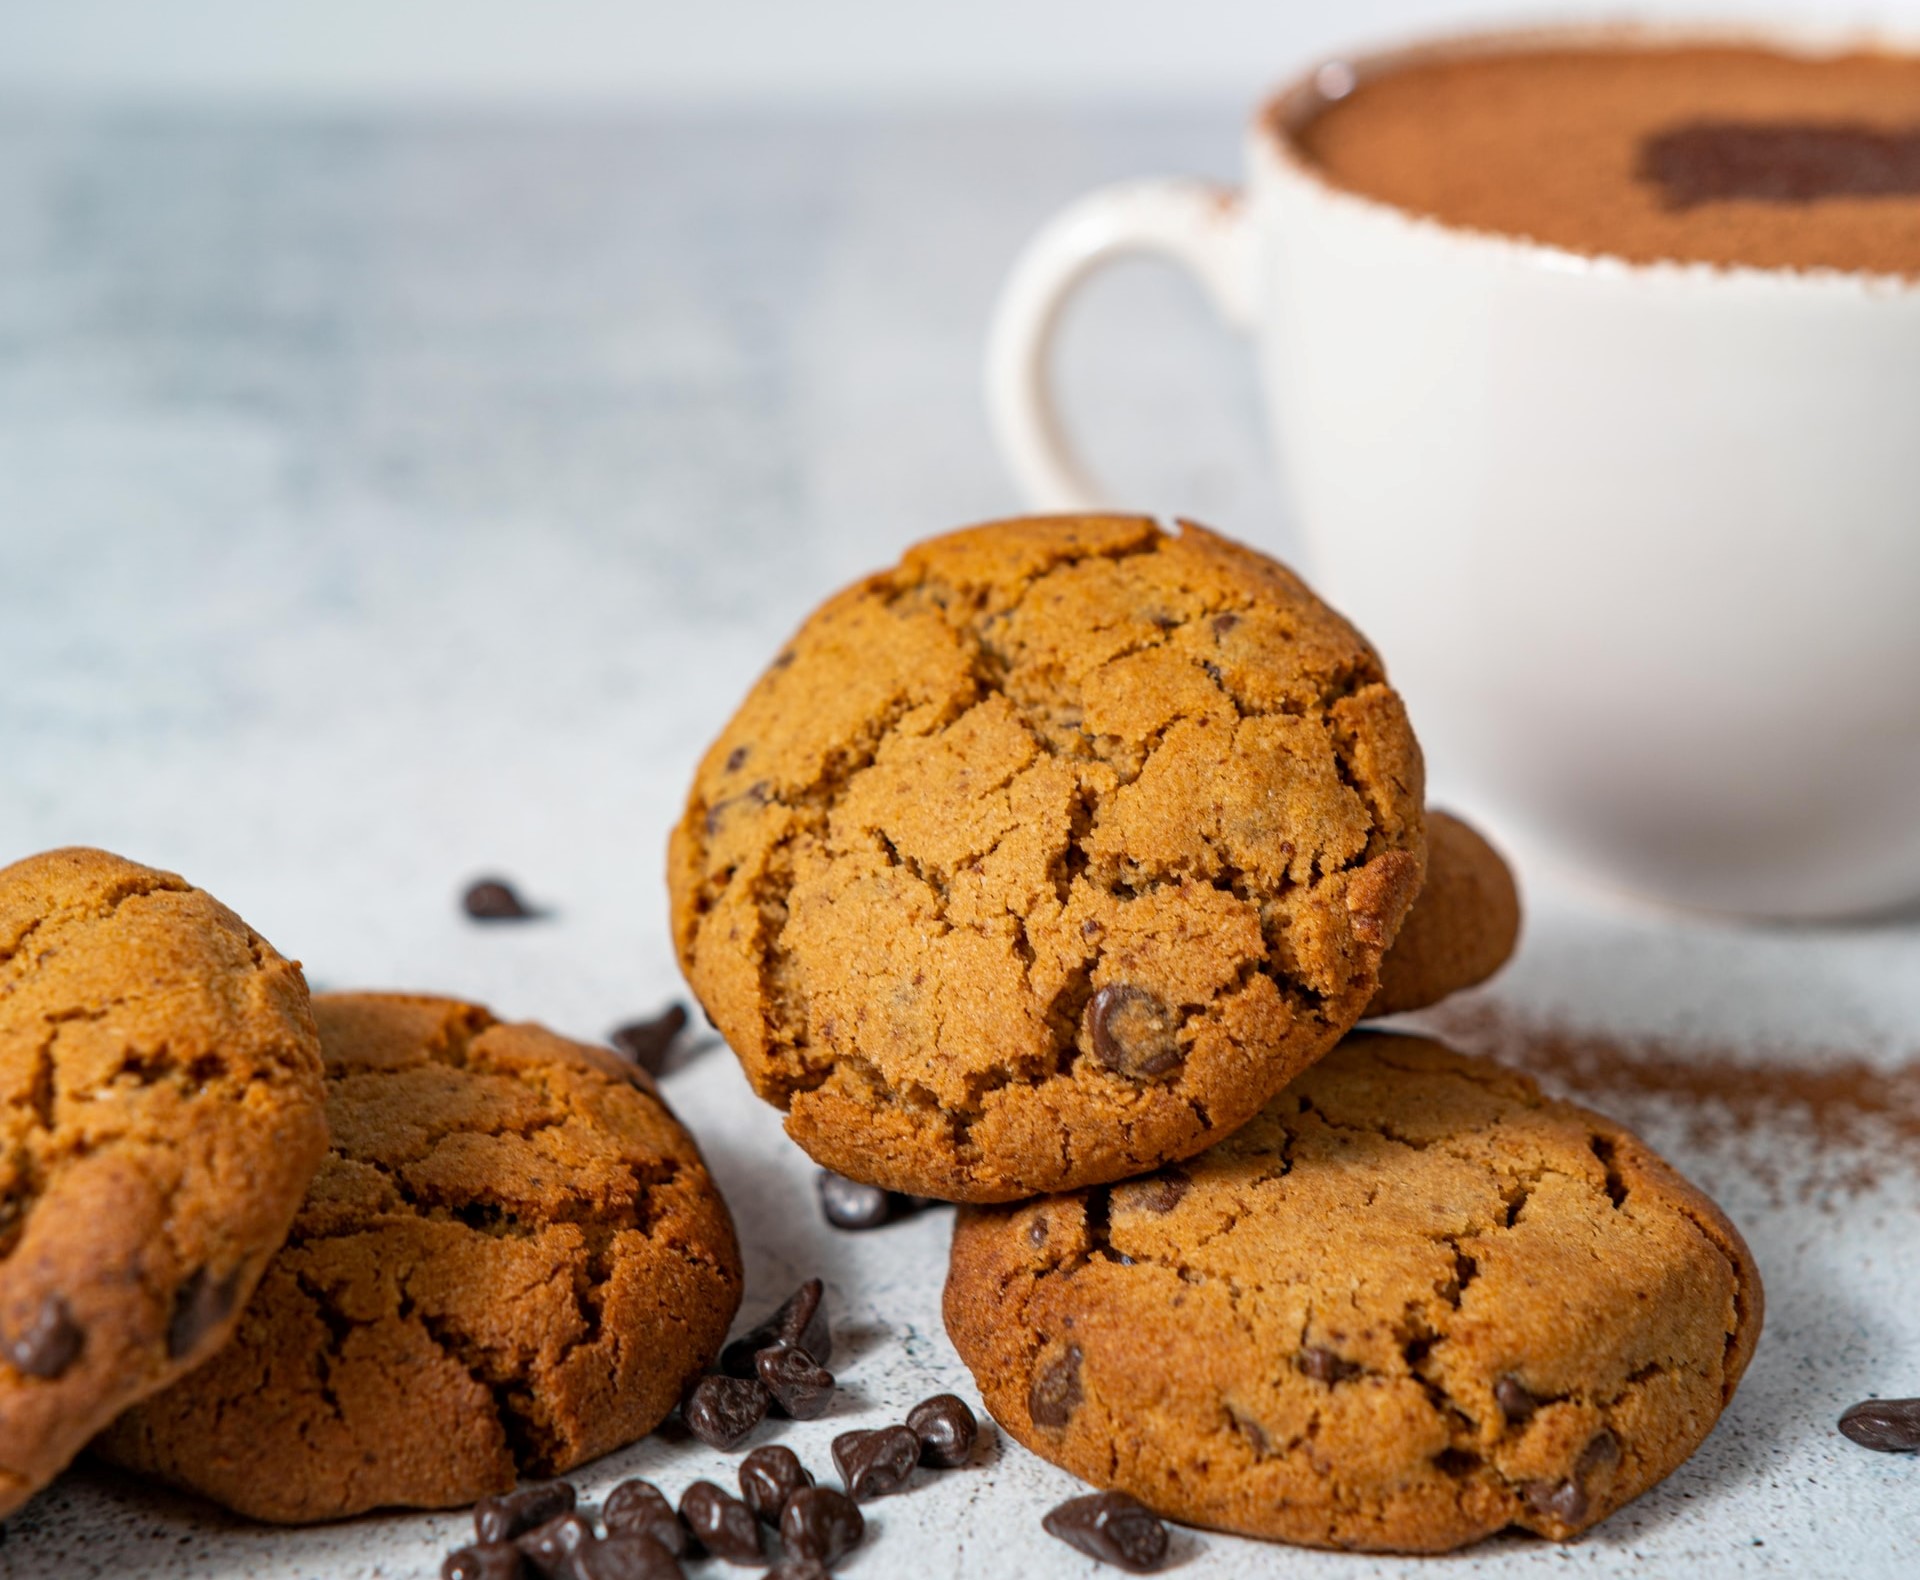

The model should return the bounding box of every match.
[986,26,1920,920]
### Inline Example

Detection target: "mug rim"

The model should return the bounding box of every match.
[1254,18,1920,296]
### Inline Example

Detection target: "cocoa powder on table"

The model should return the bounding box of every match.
[1417,1000,1920,1203]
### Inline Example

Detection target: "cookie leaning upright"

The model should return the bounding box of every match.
[670,515,1425,1202]
[0,848,327,1518]
[1365,810,1521,1019]
[945,1033,1764,1553]
[98,994,743,1523]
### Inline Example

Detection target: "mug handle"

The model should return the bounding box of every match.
[986,179,1258,511]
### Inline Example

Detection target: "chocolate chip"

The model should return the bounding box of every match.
[1523,1431,1618,1528]
[1579,1428,1620,1474]
[1495,1376,1540,1426]
[1522,1477,1588,1525]
[7,1294,82,1379]
[1840,1397,1920,1452]
[726,746,750,772]
[516,1511,596,1578]
[574,1534,683,1580]
[831,1425,920,1500]
[167,1266,242,1359]
[463,878,535,920]
[1226,1405,1269,1456]
[476,1481,578,1545]
[679,1481,762,1564]
[684,1374,770,1450]
[722,1278,832,1376]
[603,1480,690,1556]
[761,1562,829,1580]
[1086,985,1183,1079]
[738,1444,813,1525]
[1030,1343,1083,1429]
[778,1485,864,1564]
[1042,1490,1169,1572]
[1128,1174,1189,1214]
[442,1544,527,1580]
[609,1004,690,1075]
[756,1343,834,1420]
[816,1172,893,1230]
[705,783,773,836]
[906,1393,977,1468]
[1297,1346,1359,1385]
[1210,612,1240,638]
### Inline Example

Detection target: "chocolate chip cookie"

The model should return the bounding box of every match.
[96,993,743,1522]
[1365,811,1521,1018]
[944,1032,1763,1552]
[669,515,1425,1202]
[0,847,327,1517]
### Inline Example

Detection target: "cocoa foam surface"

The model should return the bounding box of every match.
[1295,43,1920,276]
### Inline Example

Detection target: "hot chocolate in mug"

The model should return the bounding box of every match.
[986,24,1920,919]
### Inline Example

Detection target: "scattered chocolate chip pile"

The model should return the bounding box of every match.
[680,1480,761,1561]
[439,1276,983,1579]
[721,1280,831,1375]
[757,1344,834,1419]
[474,1481,579,1544]
[462,877,537,920]
[779,1486,863,1565]
[815,1171,938,1231]
[738,1446,811,1523]
[905,1394,977,1468]
[831,1425,919,1501]
[680,1280,839,1450]
[604,1479,689,1555]
[682,1373,770,1451]
[1042,1490,1170,1572]
[1839,1397,1920,1453]
[610,1003,694,1075]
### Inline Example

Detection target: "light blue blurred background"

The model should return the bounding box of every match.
[5,1,1919,104]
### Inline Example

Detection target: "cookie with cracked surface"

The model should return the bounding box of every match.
[0,847,327,1518]
[1365,811,1521,1019]
[944,1032,1763,1553]
[669,515,1425,1202]
[95,993,743,1522]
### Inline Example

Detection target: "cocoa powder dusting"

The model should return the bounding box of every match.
[1296,44,1920,276]
[1419,1000,1920,1204]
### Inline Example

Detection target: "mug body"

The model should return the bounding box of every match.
[1247,40,1920,916]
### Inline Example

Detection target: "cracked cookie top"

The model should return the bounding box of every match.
[0,847,327,1518]
[944,1032,1764,1553]
[95,993,743,1523]
[669,515,1425,1202]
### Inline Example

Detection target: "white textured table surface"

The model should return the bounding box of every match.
[1,105,1916,1579]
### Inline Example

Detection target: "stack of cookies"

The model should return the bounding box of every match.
[0,514,1761,1564]
[0,850,744,1526]
[670,514,1763,1554]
